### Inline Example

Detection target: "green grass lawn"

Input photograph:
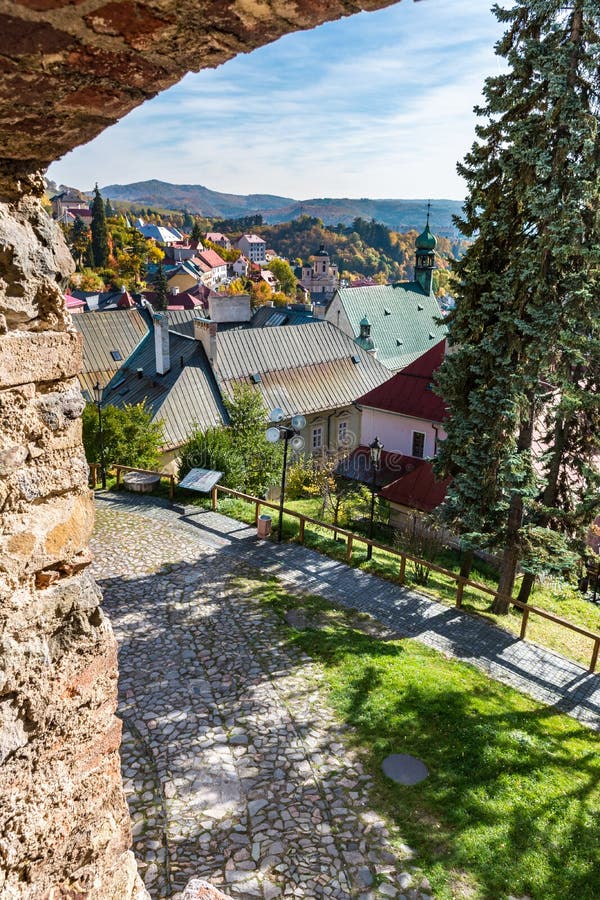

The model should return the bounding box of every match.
[208,493,600,669]
[246,574,600,900]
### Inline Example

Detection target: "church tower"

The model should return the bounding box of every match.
[414,204,437,295]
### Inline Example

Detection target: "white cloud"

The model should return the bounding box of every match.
[48,0,505,200]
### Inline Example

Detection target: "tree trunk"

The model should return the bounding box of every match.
[492,399,536,615]
[460,548,474,579]
[517,571,535,604]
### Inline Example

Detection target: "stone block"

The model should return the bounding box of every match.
[0,331,82,387]
[1,489,94,579]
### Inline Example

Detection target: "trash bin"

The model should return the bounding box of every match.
[257,514,272,538]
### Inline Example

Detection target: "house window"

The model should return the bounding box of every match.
[338,420,349,446]
[412,431,426,459]
[312,426,323,451]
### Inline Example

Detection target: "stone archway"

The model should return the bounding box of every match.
[0,2,399,897]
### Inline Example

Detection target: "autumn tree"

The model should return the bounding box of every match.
[267,258,297,297]
[435,0,600,612]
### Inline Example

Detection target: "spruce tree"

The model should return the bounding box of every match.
[91,184,109,268]
[154,262,169,310]
[435,0,600,613]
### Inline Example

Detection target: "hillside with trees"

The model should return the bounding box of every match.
[257,215,466,292]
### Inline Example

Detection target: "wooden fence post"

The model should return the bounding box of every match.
[298,517,305,544]
[590,637,599,673]
[211,485,218,511]
[519,606,530,640]
[456,577,466,609]
[116,467,121,489]
[346,535,353,563]
[169,475,174,500]
[399,555,406,585]
[255,501,261,525]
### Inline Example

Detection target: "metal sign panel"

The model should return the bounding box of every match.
[178,468,223,493]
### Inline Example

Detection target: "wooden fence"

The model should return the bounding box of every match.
[89,463,175,499]
[212,484,600,673]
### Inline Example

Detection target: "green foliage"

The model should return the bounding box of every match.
[435,0,600,606]
[82,402,163,469]
[69,215,91,270]
[256,215,464,285]
[267,257,297,296]
[153,262,168,310]
[178,385,282,496]
[178,426,244,488]
[190,219,202,242]
[90,184,109,268]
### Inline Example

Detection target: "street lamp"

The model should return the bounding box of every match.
[93,381,107,490]
[366,436,384,561]
[266,408,306,542]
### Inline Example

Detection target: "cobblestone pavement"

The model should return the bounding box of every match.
[92,499,431,900]
[92,492,600,898]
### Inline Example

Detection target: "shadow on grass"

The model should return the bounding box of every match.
[269,607,600,900]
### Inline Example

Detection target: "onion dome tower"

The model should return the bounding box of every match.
[355,315,375,352]
[414,202,437,295]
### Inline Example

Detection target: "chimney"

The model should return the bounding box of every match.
[193,316,218,367]
[171,286,180,295]
[153,311,170,375]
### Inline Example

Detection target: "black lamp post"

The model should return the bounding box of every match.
[266,409,306,542]
[93,381,107,490]
[367,436,383,561]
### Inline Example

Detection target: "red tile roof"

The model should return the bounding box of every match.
[380,458,450,512]
[356,339,447,421]
[197,248,227,269]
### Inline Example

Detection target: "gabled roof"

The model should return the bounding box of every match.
[197,248,227,269]
[214,321,390,415]
[338,447,449,513]
[103,331,226,450]
[380,459,450,513]
[250,305,317,328]
[72,307,150,394]
[356,339,447,421]
[330,283,447,371]
[238,233,266,244]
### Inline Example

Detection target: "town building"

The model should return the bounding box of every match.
[299,244,339,303]
[205,232,231,250]
[237,233,266,263]
[339,340,450,525]
[324,221,446,371]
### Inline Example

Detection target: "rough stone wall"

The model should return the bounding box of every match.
[0,170,147,899]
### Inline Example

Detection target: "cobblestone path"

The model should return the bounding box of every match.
[92,501,428,900]
[92,492,599,899]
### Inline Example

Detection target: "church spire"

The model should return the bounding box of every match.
[414,205,437,295]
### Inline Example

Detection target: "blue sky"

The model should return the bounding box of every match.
[48,0,506,200]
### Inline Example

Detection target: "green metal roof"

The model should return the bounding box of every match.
[416,223,437,251]
[333,283,447,371]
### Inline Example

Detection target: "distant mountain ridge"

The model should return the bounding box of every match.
[99,179,464,236]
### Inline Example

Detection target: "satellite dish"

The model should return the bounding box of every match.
[291,414,306,431]
[290,434,305,452]
[266,426,281,444]
[269,407,285,423]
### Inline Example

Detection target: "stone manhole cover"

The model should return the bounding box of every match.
[382,754,429,785]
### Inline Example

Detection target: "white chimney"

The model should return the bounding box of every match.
[171,286,180,295]
[153,311,170,375]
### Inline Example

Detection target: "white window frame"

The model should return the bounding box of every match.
[337,419,349,447]
[311,426,323,451]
